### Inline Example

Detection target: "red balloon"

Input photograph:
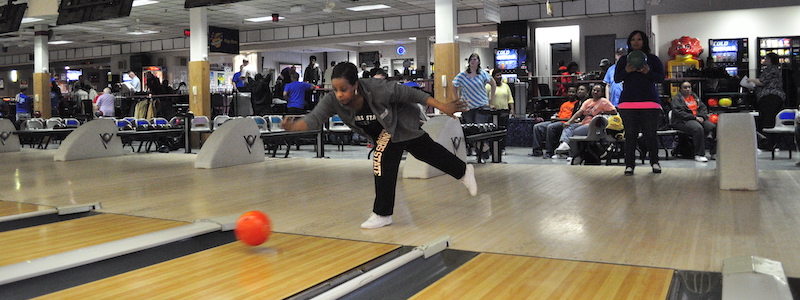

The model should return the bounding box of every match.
[235,211,272,246]
[709,114,719,124]
[707,98,718,107]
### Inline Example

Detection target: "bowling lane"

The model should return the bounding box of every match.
[37,233,399,299]
[410,253,674,299]
[0,214,187,267]
[0,201,52,218]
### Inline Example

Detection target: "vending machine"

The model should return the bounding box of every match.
[757,36,800,106]
[708,38,749,78]
[757,36,799,68]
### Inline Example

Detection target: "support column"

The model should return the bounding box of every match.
[415,36,429,78]
[33,25,51,118]
[189,7,210,117]
[433,0,459,104]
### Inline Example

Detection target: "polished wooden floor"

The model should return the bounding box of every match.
[0,214,185,267]
[37,233,399,299]
[411,253,673,299]
[2,147,799,284]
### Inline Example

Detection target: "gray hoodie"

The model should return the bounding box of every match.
[303,78,431,143]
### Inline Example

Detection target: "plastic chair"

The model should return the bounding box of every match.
[327,115,351,132]
[656,111,684,160]
[569,116,619,165]
[25,119,44,130]
[762,109,797,160]
[248,116,269,133]
[213,115,231,130]
[268,115,285,132]
[151,117,169,127]
[326,115,351,151]
[116,119,132,129]
[191,116,212,132]
[135,118,151,127]
[63,118,80,127]
[46,119,63,129]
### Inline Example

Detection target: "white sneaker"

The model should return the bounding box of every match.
[566,156,573,164]
[460,164,478,196]
[694,155,708,162]
[555,142,570,152]
[360,213,392,229]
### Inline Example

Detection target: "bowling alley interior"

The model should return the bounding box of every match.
[3,0,800,299]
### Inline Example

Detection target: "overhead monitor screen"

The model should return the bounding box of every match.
[0,3,27,34]
[57,0,134,26]
[66,69,82,81]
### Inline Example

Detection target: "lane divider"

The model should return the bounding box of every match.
[0,213,239,286]
[311,235,451,300]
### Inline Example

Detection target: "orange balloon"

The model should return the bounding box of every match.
[235,211,272,246]
[709,114,719,124]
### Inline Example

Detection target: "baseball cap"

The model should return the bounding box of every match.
[599,59,610,67]
[615,47,627,55]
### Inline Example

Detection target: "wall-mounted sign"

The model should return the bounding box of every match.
[396,45,406,56]
[209,26,240,54]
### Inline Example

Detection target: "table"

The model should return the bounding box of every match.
[117,129,184,153]
[260,130,322,158]
[465,130,508,163]
[14,128,76,149]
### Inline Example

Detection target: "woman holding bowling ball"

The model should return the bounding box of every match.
[281,62,478,229]
[614,30,665,176]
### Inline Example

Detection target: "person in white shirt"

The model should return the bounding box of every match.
[94,88,115,117]
[242,59,258,81]
[359,62,370,78]
[128,71,141,92]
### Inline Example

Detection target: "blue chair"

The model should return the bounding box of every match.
[249,116,269,133]
[151,117,169,126]
[326,115,352,151]
[268,115,285,132]
[762,109,797,160]
[63,118,80,127]
[116,119,131,129]
[135,119,151,127]
[123,117,137,125]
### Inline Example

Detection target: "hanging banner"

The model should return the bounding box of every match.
[209,26,240,54]
[484,0,500,23]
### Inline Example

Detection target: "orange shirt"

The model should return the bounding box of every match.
[684,95,698,116]
[557,100,578,120]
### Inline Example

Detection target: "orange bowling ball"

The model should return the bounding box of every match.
[707,98,718,107]
[235,211,272,246]
[709,114,719,124]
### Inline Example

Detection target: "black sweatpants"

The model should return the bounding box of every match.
[372,130,467,216]
[619,109,661,168]
[758,94,784,130]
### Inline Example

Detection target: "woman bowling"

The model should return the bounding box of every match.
[281,62,478,229]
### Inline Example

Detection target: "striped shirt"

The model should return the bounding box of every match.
[453,70,491,109]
